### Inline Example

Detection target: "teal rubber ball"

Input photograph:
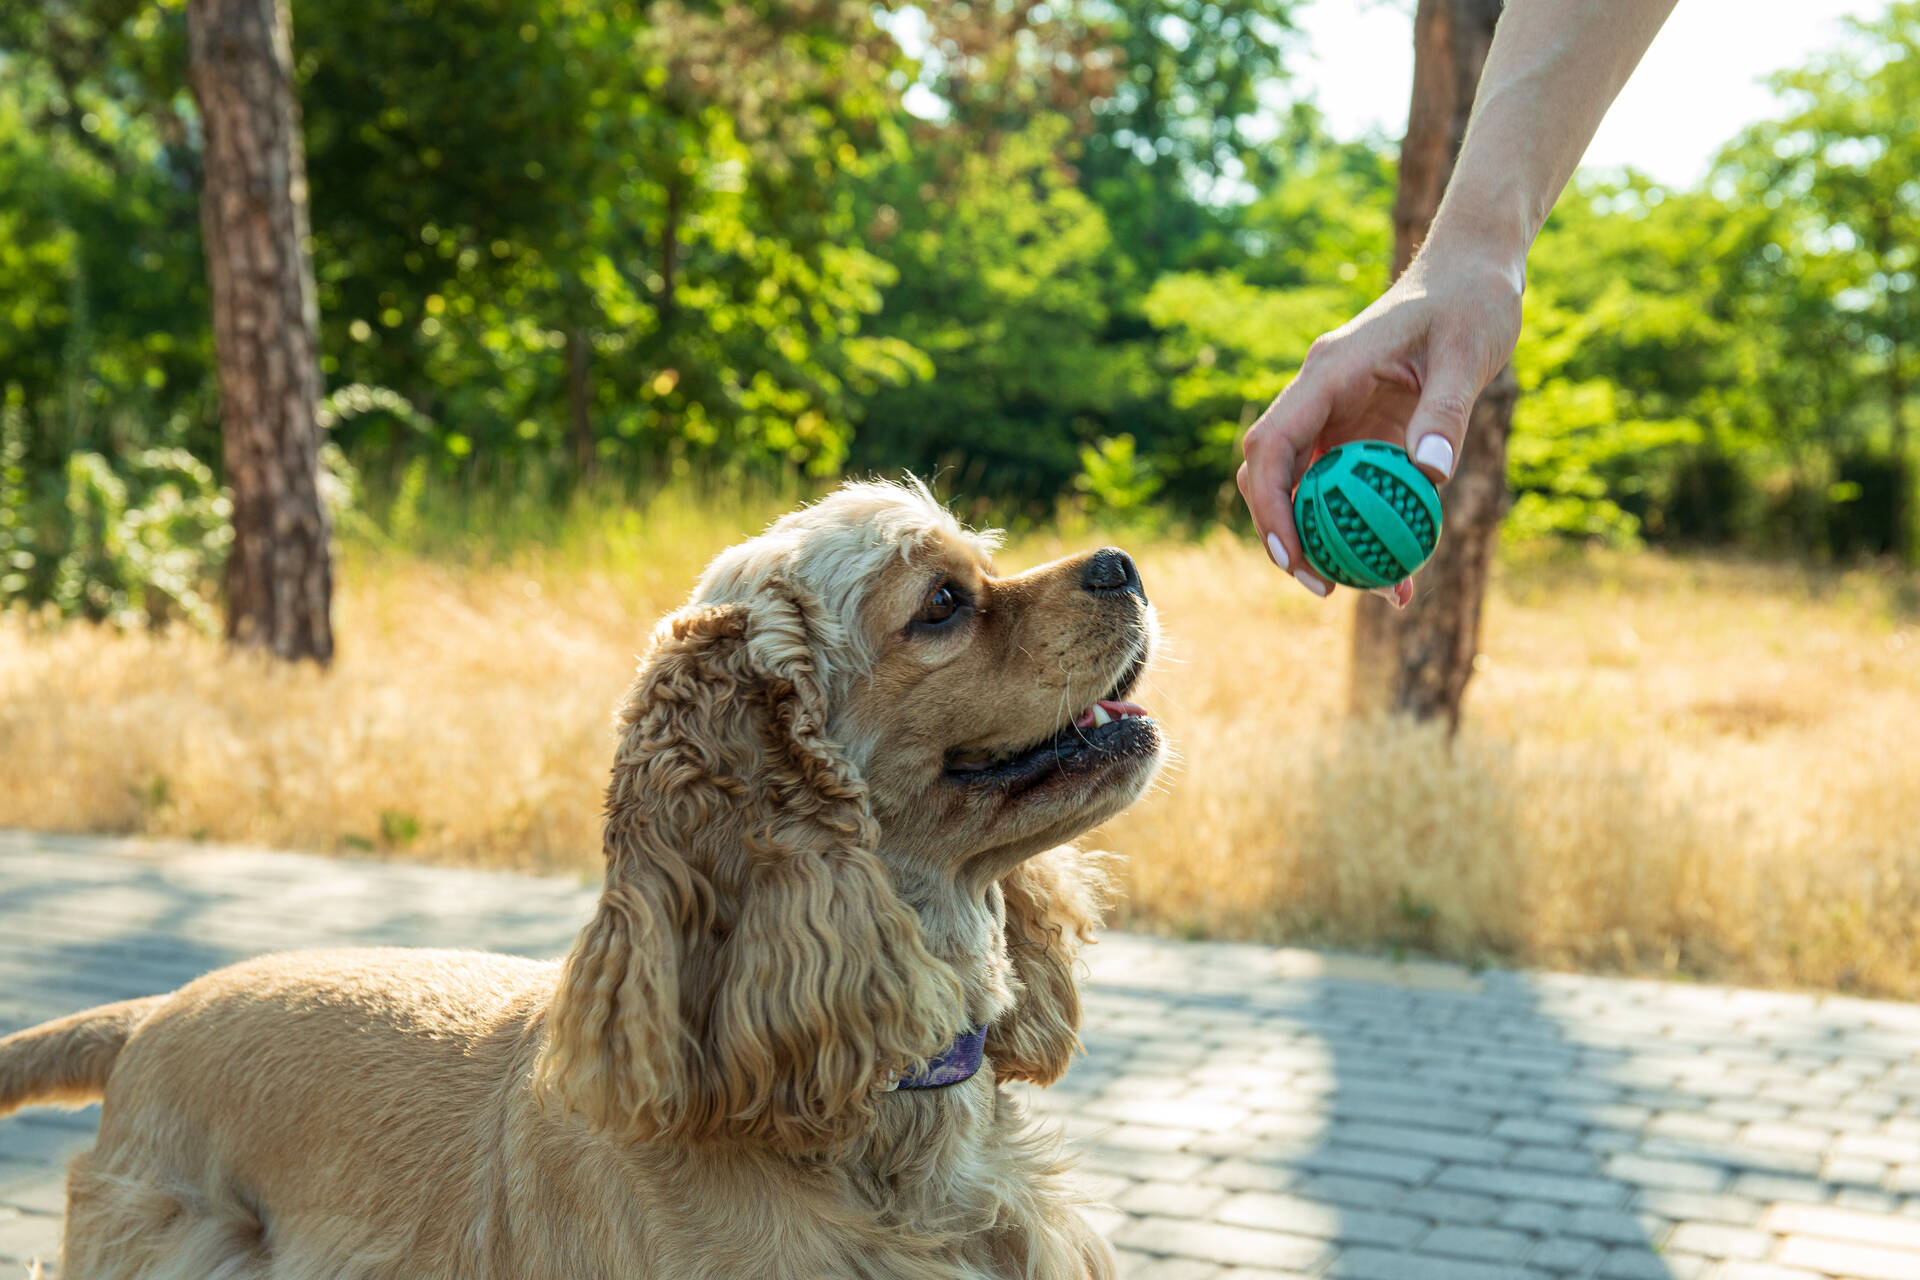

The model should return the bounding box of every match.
[1292,441,1443,589]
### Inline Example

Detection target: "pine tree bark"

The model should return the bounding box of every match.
[189,0,334,664]
[1349,0,1513,729]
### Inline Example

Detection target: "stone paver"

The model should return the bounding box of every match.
[4,830,1920,1278]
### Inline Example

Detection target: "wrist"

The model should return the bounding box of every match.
[1417,200,1531,298]
[1421,146,1538,281]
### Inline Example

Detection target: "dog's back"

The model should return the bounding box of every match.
[19,949,560,1279]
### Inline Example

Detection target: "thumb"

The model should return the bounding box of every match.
[1403,365,1480,485]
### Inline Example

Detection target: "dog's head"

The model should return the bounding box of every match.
[535,480,1161,1150]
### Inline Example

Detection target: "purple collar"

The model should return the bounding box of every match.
[889,1026,987,1091]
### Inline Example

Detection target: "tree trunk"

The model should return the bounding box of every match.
[1350,0,1512,729]
[188,0,333,665]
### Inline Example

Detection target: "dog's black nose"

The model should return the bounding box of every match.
[1081,547,1145,602]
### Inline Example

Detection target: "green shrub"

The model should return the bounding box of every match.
[46,448,233,630]
[1073,435,1166,526]
[0,395,233,631]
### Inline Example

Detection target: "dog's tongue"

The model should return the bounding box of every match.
[1072,699,1150,730]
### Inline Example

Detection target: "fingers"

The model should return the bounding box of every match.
[1237,459,1324,598]
[1403,360,1480,486]
[1239,384,1336,599]
[1370,579,1414,610]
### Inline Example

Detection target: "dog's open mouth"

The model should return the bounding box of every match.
[942,650,1157,794]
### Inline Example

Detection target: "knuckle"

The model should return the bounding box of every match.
[1241,422,1275,461]
[1426,385,1478,421]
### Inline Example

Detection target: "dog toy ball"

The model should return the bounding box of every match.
[1291,440,1443,589]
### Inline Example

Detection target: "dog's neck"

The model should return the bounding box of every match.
[891,861,1020,1034]
[841,862,1016,1200]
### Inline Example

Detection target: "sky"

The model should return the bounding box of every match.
[1289,0,1888,188]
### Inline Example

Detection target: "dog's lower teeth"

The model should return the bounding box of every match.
[952,702,1153,775]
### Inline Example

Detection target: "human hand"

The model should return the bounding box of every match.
[1236,249,1523,601]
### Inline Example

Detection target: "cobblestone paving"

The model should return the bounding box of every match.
[3,830,1919,1278]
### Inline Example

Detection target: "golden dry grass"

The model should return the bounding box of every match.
[1104,538,1920,998]
[4,495,1917,997]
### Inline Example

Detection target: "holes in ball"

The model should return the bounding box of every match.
[1324,490,1397,579]
[1353,462,1436,546]
[1301,503,1337,571]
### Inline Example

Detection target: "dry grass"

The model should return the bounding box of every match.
[4,495,1918,997]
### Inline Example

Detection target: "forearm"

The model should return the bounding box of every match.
[1425,0,1680,277]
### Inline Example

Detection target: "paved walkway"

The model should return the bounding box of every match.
[2,831,1918,1279]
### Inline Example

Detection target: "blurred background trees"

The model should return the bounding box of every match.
[1,0,1917,631]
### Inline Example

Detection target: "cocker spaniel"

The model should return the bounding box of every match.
[0,479,1164,1280]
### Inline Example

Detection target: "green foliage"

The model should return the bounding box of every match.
[1070,0,1301,277]
[0,0,1914,572]
[1135,120,1392,514]
[33,447,231,630]
[0,394,39,600]
[0,11,216,476]
[1718,2,1920,557]
[1502,374,1690,546]
[297,0,920,479]
[850,116,1146,507]
[912,0,1301,273]
[378,809,422,849]
[1506,0,1919,556]
[1074,435,1165,523]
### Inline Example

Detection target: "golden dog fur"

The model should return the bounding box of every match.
[0,480,1165,1279]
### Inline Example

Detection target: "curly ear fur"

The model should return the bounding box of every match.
[986,846,1112,1086]
[535,592,963,1151]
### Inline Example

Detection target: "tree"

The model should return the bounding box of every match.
[912,0,1300,277]
[296,0,914,483]
[0,1,215,467]
[187,0,333,662]
[1138,111,1398,518]
[1722,2,1920,559]
[1349,0,1512,728]
[850,116,1133,509]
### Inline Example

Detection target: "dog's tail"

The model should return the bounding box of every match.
[0,996,166,1117]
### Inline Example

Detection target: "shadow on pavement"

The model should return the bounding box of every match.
[5,835,1918,1279]
[1052,937,1915,1278]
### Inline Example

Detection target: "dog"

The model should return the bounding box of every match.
[0,479,1164,1279]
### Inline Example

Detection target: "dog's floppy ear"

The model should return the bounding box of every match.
[986,846,1111,1086]
[535,588,962,1151]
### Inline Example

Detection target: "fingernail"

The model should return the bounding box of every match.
[1415,434,1455,478]
[1264,532,1290,572]
[1293,569,1330,598]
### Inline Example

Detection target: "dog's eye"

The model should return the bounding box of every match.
[911,581,966,630]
